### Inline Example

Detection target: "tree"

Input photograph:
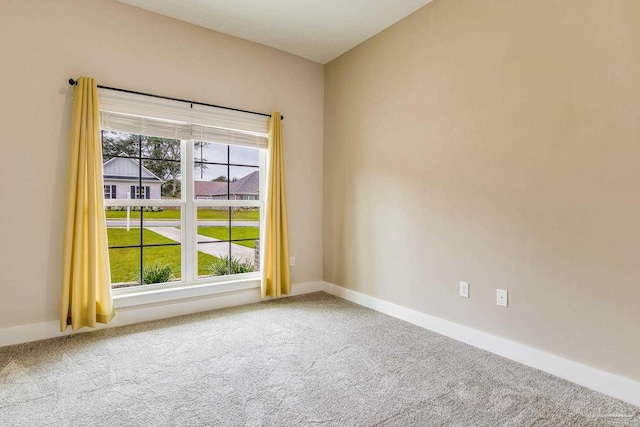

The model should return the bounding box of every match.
[142,136,181,198]
[212,175,228,182]
[101,131,137,160]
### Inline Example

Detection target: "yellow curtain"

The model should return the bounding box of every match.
[61,77,115,331]
[262,113,291,298]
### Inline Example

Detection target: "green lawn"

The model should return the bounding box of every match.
[107,227,175,246]
[197,226,260,249]
[107,228,219,284]
[105,209,259,220]
[197,209,259,221]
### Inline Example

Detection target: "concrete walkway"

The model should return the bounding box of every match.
[145,226,255,264]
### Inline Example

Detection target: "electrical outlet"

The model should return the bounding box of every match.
[459,281,469,298]
[496,289,508,307]
[289,256,296,267]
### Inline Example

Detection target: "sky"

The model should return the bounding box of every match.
[194,141,259,181]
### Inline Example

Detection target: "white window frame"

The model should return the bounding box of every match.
[104,139,266,298]
[98,88,269,303]
[185,141,266,286]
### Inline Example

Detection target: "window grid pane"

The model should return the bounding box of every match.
[196,206,260,278]
[106,204,182,287]
[101,131,181,202]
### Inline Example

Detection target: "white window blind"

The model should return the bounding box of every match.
[98,88,269,148]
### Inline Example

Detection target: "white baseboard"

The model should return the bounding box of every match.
[323,281,640,408]
[3,280,637,408]
[0,281,325,348]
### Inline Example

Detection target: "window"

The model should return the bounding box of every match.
[99,89,268,290]
[103,185,116,199]
[194,142,261,279]
[131,186,151,199]
[103,132,183,288]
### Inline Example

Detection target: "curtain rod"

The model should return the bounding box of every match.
[68,79,283,121]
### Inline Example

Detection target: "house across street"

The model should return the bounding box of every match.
[103,156,164,200]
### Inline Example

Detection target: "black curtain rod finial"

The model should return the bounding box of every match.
[68,79,77,86]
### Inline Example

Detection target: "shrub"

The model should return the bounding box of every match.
[207,255,254,276]
[140,261,174,284]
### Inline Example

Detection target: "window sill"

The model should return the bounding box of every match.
[113,275,261,309]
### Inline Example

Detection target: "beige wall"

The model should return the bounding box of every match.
[324,0,640,381]
[0,0,323,328]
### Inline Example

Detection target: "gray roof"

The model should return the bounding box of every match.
[103,156,164,182]
[211,171,259,196]
[194,181,227,197]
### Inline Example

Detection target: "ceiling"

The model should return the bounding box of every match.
[117,0,434,64]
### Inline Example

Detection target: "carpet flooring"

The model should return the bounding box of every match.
[1,292,638,426]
